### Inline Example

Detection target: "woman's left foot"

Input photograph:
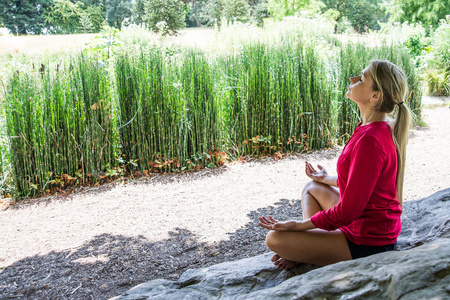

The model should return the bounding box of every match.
[271,254,299,270]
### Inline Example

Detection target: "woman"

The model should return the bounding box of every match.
[258,60,412,269]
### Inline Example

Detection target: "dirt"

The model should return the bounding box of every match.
[0,100,449,299]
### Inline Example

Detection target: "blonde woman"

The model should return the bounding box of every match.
[258,60,412,269]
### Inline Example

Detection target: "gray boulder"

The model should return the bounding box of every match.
[114,188,450,300]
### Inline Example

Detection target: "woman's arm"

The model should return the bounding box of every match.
[305,161,338,188]
[258,216,316,231]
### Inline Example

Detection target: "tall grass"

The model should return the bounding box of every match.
[216,40,336,157]
[1,35,423,199]
[115,47,221,173]
[3,55,115,198]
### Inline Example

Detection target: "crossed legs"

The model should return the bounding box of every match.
[266,180,352,269]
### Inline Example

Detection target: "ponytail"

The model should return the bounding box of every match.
[392,101,412,208]
[369,60,412,208]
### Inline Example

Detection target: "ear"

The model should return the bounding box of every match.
[370,91,381,103]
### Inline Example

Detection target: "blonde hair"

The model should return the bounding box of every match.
[369,60,412,208]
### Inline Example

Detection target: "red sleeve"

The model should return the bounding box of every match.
[311,135,385,231]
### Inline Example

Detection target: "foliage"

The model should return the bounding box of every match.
[105,0,133,29]
[132,0,146,25]
[0,0,53,35]
[74,0,104,6]
[251,2,270,27]
[347,1,377,34]
[385,0,450,30]
[422,69,449,96]
[44,0,105,33]
[267,0,323,19]
[322,0,383,33]
[378,21,426,44]
[422,19,450,95]
[44,0,83,34]
[428,19,450,72]
[144,0,186,35]
[84,25,122,63]
[223,0,249,24]
[320,0,351,33]
[185,0,206,27]
[82,4,106,32]
[79,13,95,33]
[200,0,223,27]
[404,34,425,67]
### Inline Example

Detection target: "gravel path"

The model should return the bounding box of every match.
[1,102,449,299]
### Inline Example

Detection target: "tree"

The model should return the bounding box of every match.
[105,0,132,29]
[144,0,186,35]
[82,3,106,32]
[321,0,350,33]
[74,0,105,5]
[386,0,450,29]
[322,0,383,33]
[200,0,223,27]
[79,13,95,32]
[186,0,206,27]
[0,0,53,35]
[267,0,316,19]
[348,1,377,34]
[251,2,270,27]
[132,0,146,25]
[44,0,82,33]
[224,0,249,24]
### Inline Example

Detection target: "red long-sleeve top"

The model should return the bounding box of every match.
[310,121,402,246]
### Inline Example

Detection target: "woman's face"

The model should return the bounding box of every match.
[346,66,377,105]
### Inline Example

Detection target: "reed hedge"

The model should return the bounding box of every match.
[1,39,422,199]
[3,56,115,198]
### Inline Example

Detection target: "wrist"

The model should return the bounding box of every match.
[295,219,315,231]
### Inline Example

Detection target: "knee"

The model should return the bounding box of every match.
[265,230,282,252]
[302,180,317,195]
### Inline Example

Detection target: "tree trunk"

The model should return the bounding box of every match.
[192,0,200,27]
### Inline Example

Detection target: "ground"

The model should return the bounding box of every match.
[0,101,449,299]
[0,31,449,299]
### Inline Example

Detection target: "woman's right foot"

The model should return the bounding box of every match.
[271,254,299,270]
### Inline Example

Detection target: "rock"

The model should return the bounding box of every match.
[113,188,450,300]
[398,188,450,250]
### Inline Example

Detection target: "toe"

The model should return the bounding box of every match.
[271,254,281,262]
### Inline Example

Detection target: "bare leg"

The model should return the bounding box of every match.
[301,180,340,219]
[270,180,346,269]
[266,229,351,267]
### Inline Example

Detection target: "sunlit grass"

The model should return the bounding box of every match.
[0,19,423,199]
[2,54,116,198]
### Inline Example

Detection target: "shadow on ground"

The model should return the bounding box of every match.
[0,198,302,299]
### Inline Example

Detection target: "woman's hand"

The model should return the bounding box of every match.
[258,216,298,231]
[305,161,328,183]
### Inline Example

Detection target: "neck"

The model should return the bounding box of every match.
[359,106,386,126]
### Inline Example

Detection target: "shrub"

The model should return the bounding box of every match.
[144,0,186,35]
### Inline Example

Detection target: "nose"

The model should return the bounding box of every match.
[349,75,360,84]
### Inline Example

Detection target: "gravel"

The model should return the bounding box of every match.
[1,105,449,299]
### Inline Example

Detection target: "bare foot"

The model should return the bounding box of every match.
[271,254,299,270]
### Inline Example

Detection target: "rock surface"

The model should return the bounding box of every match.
[114,188,450,300]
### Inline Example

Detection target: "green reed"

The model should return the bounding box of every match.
[115,47,220,172]
[3,55,115,198]
[2,36,423,199]
[216,40,336,157]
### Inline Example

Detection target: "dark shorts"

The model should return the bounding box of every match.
[346,238,397,259]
